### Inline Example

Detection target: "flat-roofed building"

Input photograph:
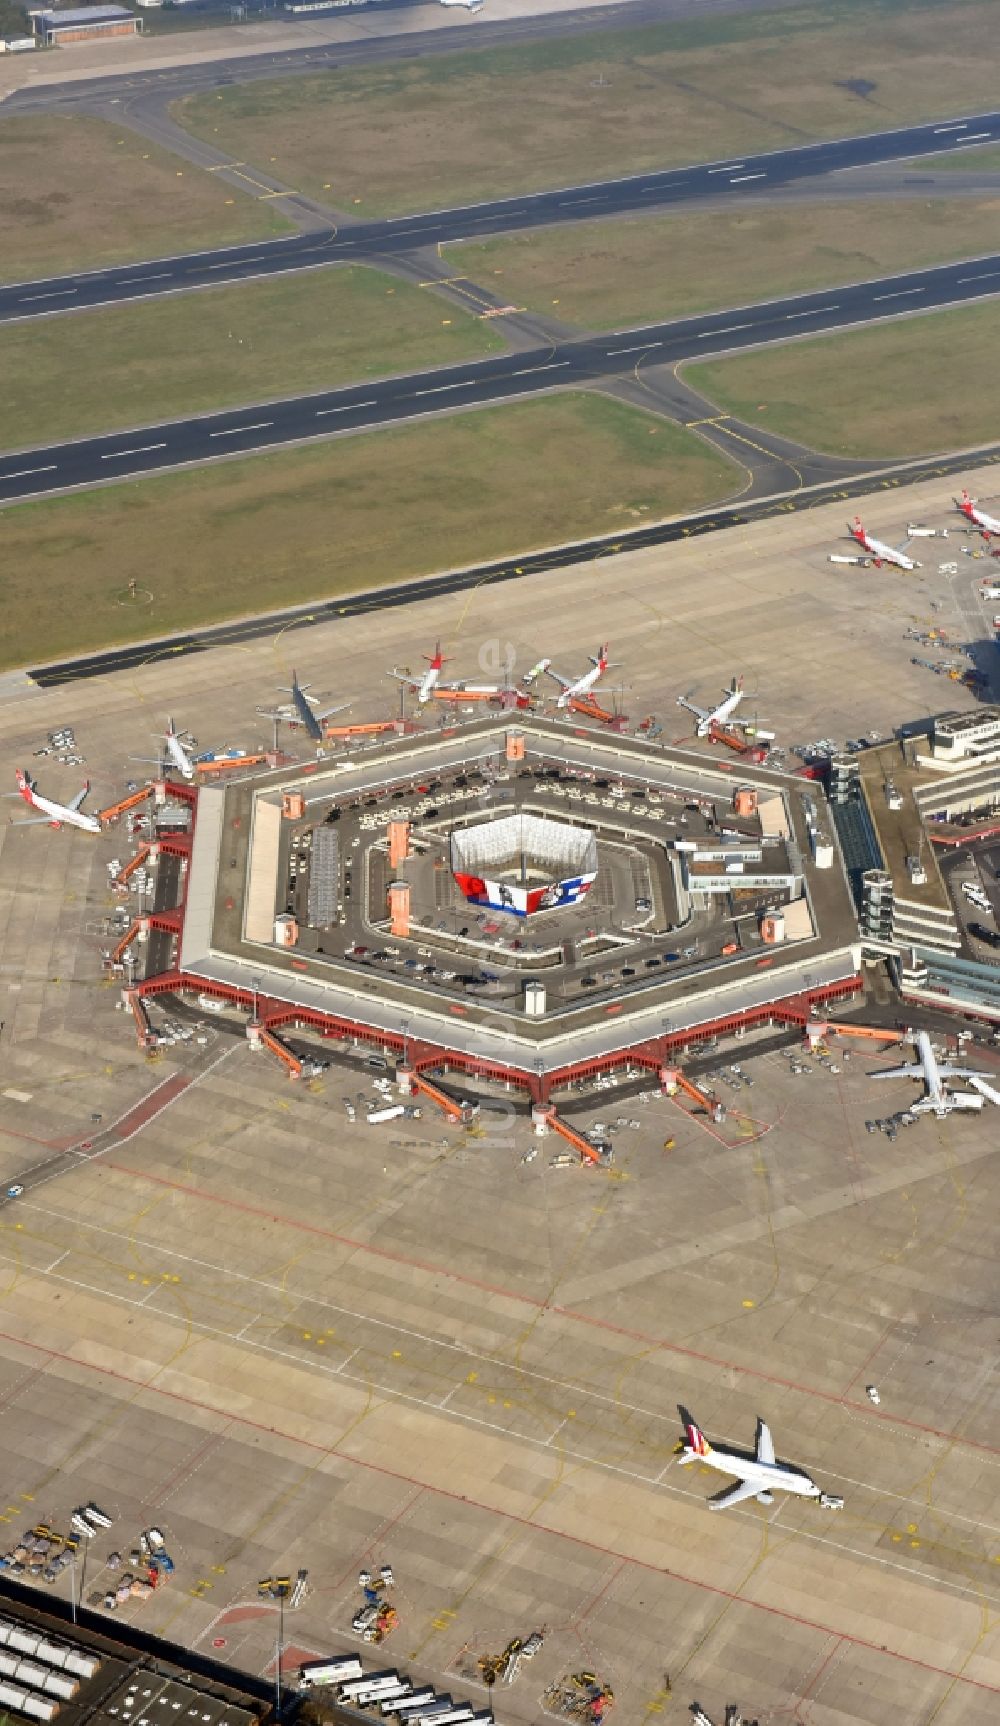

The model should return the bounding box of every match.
[33,6,142,44]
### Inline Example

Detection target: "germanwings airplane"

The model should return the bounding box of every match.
[957,490,1000,537]
[871,1028,999,1115]
[677,677,775,740]
[849,517,920,570]
[679,1413,821,1511]
[278,670,349,741]
[541,645,611,708]
[10,770,102,834]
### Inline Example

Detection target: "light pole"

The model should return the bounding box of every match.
[273,1579,291,1722]
[71,1536,89,1627]
[275,1589,283,1722]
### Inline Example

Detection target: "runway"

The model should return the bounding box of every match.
[2,111,999,325]
[3,251,999,510]
[28,440,1000,686]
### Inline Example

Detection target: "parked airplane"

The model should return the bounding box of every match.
[848,518,920,570]
[957,489,1000,538]
[678,1412,821,1511]
[676,677,774,741]
[131,718,198,780]
[276,670,349,742]
[871,1027,994,1115]
[390,643,455,706]
[542,645,611,708]
[440,0,483,11]
[9,770,102,834]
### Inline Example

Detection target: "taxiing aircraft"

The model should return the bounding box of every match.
[542,645,611,708]
[871,1027,995,1115]
[848,517,920,570]
[9,770,102,835]
[440,0,483,11]
[957,490,1000,538]
[678,1412,821,1511]
[277,670,349,742]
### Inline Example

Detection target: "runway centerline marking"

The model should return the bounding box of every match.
[606,341,665,354]
[316,400,378,416]
[208,421,274,438]
[100,443,168,461]
[698,323,752,338]
[0,465,58,480]
[207,255,271,270]
[115,272,172,285]
[872,288,924,301]
[18,289,77,303]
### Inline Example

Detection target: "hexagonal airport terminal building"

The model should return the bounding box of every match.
[450,812,598,916]
[135,714,864,1100]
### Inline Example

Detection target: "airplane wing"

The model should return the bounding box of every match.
[755,1420,775,1467]
[544,667,572,690]
[316,703,351,723]
[967,1074,1000,1105]
[677,697,709,723]
[709,1479,761,1512]
[68,787,89,812]
[389,671,420,688]
[9,814,56,827]
[870,1062,922,1080]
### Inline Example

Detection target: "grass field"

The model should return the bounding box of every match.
[0,115,292,284]
[175,0,1000,217]
[921,144,1000,172]
[685,301,1000,459]
[2,396,738,671]
[444,197,1000,331]
[0,267,502,450]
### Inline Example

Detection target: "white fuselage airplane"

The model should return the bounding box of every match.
[391,643,452,705]
[849,517,920,570]
[543,645,610,708]
[440,0,483,10]
[679,1415,821,1511]
[676,677,774,740]
[10,770,102,834]
[162,718,196,780]
[958,490,1000,537]
[872,1028,994,1115]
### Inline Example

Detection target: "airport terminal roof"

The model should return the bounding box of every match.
[172,714,861,1076]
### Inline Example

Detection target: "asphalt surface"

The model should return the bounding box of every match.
[0,0,811,111]
[4,253,1000,507]
[3,112,1000,324]
[29,441,1000,686]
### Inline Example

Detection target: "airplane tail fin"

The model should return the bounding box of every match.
[685,1420,711,1458]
